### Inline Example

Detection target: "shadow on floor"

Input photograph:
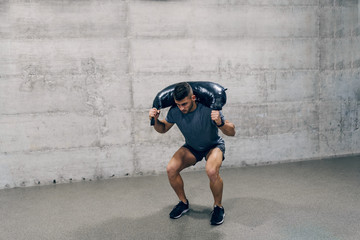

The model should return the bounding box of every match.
[68,197,286,240]
[68,204,222,240]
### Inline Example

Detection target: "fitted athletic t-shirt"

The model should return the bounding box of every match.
[165,103,225,152]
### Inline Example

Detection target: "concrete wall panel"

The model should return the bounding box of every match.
[320,7,335,38]
[191,7,317,38]
[129,2,191,38]
[353,37,360,68]
[0,114,99,153]
[224,131,320,167]
[320,39,335,70]
[226,102,318,138]
[321,70,360,101]
[266,71,319,102]
[319,100,360,157]
[195,0,319,6]
[132,39,318,73]
[0,0,359,189]
[0,146,133,188]
[2,0,127,39]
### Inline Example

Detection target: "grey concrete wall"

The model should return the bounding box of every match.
[0,0,359,189]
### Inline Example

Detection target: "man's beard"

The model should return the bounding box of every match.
[182,101,194,114]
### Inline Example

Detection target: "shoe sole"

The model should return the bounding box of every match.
[210,213,225,225]
[170,208,189,219]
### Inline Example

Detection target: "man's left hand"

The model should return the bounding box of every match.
[211,110,222,126]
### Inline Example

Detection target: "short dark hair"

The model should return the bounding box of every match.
[173,82,192,101]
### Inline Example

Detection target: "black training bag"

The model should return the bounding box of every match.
[150,81,227,125]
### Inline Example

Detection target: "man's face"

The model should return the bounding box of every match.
[175,95,196,114]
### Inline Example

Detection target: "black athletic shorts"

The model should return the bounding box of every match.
[182,143,225,163]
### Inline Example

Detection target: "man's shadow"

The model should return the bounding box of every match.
[181,197,283,227]
[68,204,222,240]
[68,197,283,240]
[184,204,213,220]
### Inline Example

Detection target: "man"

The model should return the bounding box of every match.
[149,82,235,225]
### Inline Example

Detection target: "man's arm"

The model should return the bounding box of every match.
[153,118,174,134]
[217,120,235,136]
[211,110,236,136]
[149,108,174,134]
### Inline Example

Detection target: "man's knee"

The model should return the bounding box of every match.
[167,154,186,179]
[167,148,196,178]
[206,149,223,183]
[166,160,179,178]
[206,165,219,183]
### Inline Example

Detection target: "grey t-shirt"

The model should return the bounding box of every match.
[165,103,225,152]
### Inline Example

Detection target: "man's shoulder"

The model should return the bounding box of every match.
[165,105,179,124]
[167,105,180,118]
[168,105,179,113]
[197,103,211,112]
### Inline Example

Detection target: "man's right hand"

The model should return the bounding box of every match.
[149,108,174,133]
[149,108,160,122]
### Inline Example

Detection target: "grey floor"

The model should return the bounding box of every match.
[1,156,360,240]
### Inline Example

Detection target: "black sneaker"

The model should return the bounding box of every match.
[169,200,189,219]
[210,205,225,225]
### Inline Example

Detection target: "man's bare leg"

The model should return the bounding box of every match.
[166,147,197,203]
[206,148,224,207]
[206,147,225,225]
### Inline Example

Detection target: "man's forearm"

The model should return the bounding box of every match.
[154,119,167,133]
[219,121,236,136]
